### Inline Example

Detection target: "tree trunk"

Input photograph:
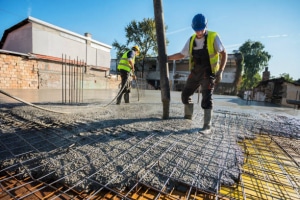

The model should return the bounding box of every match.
[153,0,170,119]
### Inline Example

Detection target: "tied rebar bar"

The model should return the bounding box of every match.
[0,100,299,200]
[62,54,85,104]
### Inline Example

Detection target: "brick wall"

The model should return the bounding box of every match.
[0,53,39,89]
[0,52,121,89]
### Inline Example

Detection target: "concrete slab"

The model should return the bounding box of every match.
[1,89,299,118]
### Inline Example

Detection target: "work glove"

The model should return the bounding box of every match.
[215,70,223,84]
[129,71,136,80]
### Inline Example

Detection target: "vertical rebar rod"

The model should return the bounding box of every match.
[62,54,64,103]
[81,61,84,103]
[70,59,72,103]
[76,57,78,103]
[68,56,71,104]
[79,60,81,103]
[73,59,76,104]
[65,55,67,103]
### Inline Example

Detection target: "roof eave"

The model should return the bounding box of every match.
[0,17,30,49]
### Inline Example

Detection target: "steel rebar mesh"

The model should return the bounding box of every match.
[1,100,300,199]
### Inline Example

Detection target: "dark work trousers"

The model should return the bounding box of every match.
[117,69,131,104]
[181,44,216,109]
[181,66,215,109]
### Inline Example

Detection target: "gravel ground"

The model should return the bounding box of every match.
[1,90,299,195]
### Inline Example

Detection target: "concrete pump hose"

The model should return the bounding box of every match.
[0,89,69,114]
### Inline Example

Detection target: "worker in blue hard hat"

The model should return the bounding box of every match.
[168,13,228,133]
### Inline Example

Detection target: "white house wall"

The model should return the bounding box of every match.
[222,54,237,84]
[2,24,32,53]
[30,21,111,67]
[222,68,236,84]
[282,82,300,107]
[86,45,111,68]
[32,23,87,61]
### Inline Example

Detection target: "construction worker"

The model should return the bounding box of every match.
[116,45,140,104]
[168,13,227,132]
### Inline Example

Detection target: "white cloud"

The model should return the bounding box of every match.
[258,34,288,39]
[225,43,242,50]
[27,7,32,17]
[166,27,190,35]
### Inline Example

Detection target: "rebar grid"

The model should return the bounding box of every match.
[220,135,300,199]
[1,104,300,200]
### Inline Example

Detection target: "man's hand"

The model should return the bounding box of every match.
[215,70,223,84]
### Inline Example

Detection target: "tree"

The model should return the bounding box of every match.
[238,40,271,89]
[245,72,262,89]
[279,73,294,82]
[232,50,244,93]
[271,73,296,82]
[112,18,168,77]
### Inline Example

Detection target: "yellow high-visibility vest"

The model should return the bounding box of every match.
[189,31,219,73]
[117,51,135,72]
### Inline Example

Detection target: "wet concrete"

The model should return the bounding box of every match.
[1,89,299,118]
[0,89,299,197]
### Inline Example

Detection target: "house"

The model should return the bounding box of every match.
[111,53,242,93]
[0,16,111,68]
[254,77,300,108]
[0,17,118,90]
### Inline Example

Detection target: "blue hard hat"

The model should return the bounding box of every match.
[191,14,207,31]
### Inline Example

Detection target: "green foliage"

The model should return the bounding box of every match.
[232,50,244,94]
[125,18,159,58]
[112,18,168,75]
[271,73,296,83]
[238,40,271,89]
[111,42,128,60]
[279,73,294,82]
[241,72,262,89]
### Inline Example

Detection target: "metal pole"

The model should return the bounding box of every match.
[76,57,79,103]
[69,56,71,103]
[62,54,64,103]
[153,0,170,119]
[64,54,67,103]
[79,60,81,103]
[298,90,300,109]
[197,86,201,104]
[73,59,76,104]
[81,61,84,103]
[295,91,298,109]
[172,60,175,91]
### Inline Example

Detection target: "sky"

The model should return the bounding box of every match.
[1,0,299,80]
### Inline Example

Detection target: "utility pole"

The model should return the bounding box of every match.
[153,0,170,119]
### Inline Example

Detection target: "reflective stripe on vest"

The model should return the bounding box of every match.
[189,31,219,73]
[117,51,135,72]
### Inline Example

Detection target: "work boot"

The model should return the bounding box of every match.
[184,104,194,120]
[116,94,122,105]
[203,109,212,130]
[124,93,130,103]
